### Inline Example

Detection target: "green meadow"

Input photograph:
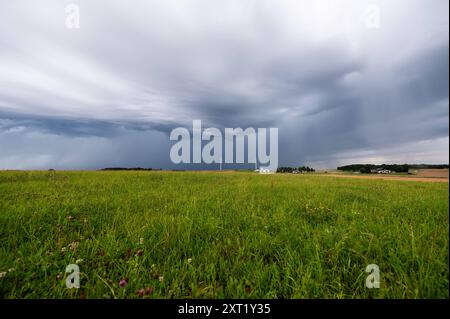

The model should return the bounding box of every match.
[0,171,448,298]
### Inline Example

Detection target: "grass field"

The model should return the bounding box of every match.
[0,170,448,298]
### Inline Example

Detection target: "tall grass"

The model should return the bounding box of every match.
[0,171,448,298]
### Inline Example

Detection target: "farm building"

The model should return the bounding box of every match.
[370,168,392,174]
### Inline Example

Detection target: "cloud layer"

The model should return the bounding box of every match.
[0,0,448,169]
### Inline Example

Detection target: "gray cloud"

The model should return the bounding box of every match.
[0,0,448,169]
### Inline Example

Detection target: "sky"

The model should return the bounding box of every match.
[0,0,448,170]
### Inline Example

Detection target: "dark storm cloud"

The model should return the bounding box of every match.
[395,44,449,106]
[0,0,448,169]
[0,110,180,137]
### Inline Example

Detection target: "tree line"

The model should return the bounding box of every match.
[337,163,449,174]
[100,167,159,171]
[277,166,316,173]
[337,164,409,173]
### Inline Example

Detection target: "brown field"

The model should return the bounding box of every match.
[414,169,449,179]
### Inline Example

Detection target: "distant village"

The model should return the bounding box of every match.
[337,164,449,174]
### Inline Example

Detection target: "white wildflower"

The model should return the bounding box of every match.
[68,241,79,251]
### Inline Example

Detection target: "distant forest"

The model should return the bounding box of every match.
[337,164,449,173]
[277,166,316,173]
[100,167,160,171]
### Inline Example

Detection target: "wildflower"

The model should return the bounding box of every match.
[119,279,128,288]
[145,287,153,295]
[139,238,144,245]
[0,272,6,278]
[61,247,67,252]
[158,276,164,282]
[67,215,74,221]
[187,258,192,264]
[136,289,145,297]
[8,268,15,272]
[75,258,83,264]
[56,274,63,280]
[68,241,79,251]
